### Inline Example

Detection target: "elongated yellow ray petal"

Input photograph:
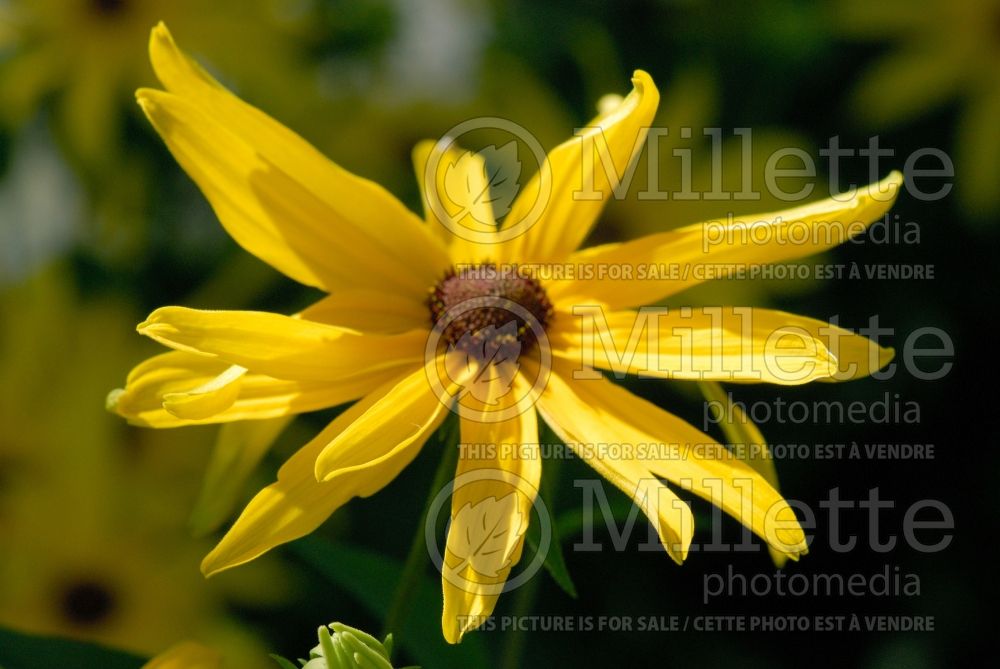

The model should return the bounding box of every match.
[442,375,540,644]
[495,71,659,264]
[699,381,787,567]
[109,351,406,427]
[535,367,694,565]
[549,172,904,309]
[136,307,426,382]
[160,363,247,420]
[413,139,497,264]
[142,24,450,298]
[202,366,432,576]
[537,362,808,559]
[313,358,453,482]
[301,290,431,334]
[549,306,894,384]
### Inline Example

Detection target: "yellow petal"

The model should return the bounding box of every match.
[537,362,807,559]
[495,70,659,264]
[442,376,540,644]
[300,289,430,334]
[161,364,247,420]
[699,381,786,567]
[534,367,693,564]
[551,306,894,384]
[143,642,223,669]
[142,24,450,298]
[189,415,294,536]
[549,172,904,309]
[202,367,429,576]
[314,358,451,482]
[137,306,425,381]
[412,139,497,264]
[109,351,405,427]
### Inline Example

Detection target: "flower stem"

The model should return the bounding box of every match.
[500,431,562,669]
[498,563,542,669]
[381,416,460,645]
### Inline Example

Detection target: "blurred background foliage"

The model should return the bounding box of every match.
[0,0,993,667]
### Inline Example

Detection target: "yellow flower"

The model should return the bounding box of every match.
[0,0,317,167]
[0,269,279,667]
[110,24,901,644]
[838,0,1000,217]
[143,642,223,669]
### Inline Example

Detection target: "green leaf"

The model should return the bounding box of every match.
[554,497,636,540]
[524,513,577,599]
[269,654,301,669]
[525,423,577,598]
[291,538,488,669]
[0,627,145,669]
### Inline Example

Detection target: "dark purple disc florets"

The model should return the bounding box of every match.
[428,264,553,351]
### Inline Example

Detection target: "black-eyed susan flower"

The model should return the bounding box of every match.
[110,23,901,644]
[0,269,279,667]
[143,642,223,669]
[0,0,318,167]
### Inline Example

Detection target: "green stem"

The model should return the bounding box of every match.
[498,565,541,669]
[500,428,562,669]
[381,417,460,643]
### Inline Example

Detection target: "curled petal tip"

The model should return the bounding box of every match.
[134,88,162,114]
[630,69,658,96]
[150,20,172,45]
[105,388,124,412]
[200,554,222,579]
[881,345,897,366]
[883,170,904,194]
[632,68,653,83]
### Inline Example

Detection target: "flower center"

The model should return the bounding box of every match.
[428,264,553,351]
[59,579,118,627]
[89,0,128,17]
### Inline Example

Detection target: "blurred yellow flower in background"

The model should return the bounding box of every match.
[143,642,223,669]
[109,24,901,644]
[0,0,319,169]
[0,268,282,668]
[838,0,1000,219]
